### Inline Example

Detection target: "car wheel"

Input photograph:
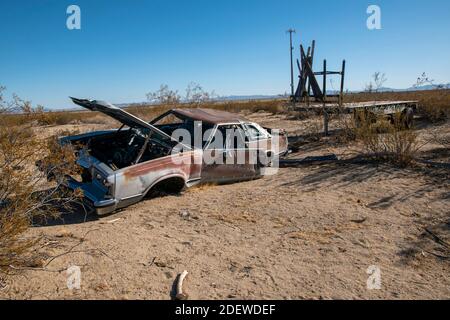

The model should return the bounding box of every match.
[402,108,414,129]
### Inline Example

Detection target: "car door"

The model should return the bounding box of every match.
[242,122,272,164]
[201,124,256,183]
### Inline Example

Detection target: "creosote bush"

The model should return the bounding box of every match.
[0,87,83,272]
[354,114,420,167]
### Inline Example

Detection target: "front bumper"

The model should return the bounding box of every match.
[66,178,118,216]
[92,198,118,216]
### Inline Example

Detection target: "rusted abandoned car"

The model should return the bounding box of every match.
[54,98,288,215]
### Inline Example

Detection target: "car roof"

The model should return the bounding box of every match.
[171,108,249,125]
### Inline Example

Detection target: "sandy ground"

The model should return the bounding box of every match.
[1,112,449,300]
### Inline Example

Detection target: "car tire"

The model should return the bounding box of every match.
[402,108,414,129]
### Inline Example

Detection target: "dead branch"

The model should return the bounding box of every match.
[424,228,450,249]
[423,250,450,260]
[43,228,114,267]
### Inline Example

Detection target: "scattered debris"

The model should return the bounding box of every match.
[241,266,253,274]
[0,276,9,291]
[175,270,189,300]
[422,250,450,260]
[54,229,74,238]
[155,261,167,268]
[280,154,338,167]
[424,228,450,249]
[143,257,156,267]
[351,217,367,224]
[179,209,190,219]
[417,159,450,169]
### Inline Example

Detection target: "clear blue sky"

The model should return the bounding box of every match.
[1,0,449,109]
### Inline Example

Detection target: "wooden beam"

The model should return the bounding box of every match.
[300,45,309,98]
[307,40,315,106]
[303,59,323,100]
[313,71,342,76]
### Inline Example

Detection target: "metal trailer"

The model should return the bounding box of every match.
[346,100,418,129]
[292,100,419,129]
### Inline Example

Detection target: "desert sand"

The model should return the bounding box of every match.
[1,112,449,300]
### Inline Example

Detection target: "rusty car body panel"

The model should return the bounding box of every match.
[57,98,288,215]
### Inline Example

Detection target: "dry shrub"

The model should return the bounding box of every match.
[434,134,450,149]
[126,104,170,122]
[285,108,316,121]
[37,110,111,126]
[416,89,449,123]
[303,117,323,142]
[1,82,288,128]
[1,108,109,127]
[428,127,450,149]
[0,88,83,272]
[355,115,420,167]
[36,111,76,126]
[0,128,83,271]
[334,112,357,143]
[126,99,286,122]
[419,104,449,123]
[0,85,109,127]
[217,99,284,114]
[287,116,325,152]
[187,182,217,192]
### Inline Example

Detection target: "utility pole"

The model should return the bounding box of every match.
[286,28,296,98]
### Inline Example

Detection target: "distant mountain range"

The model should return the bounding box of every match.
[54,83,450,111]
[114,94,287,108]
[214,94,287,101]
[201,84,450,102]
[196,84,450,102]
[374,84,450,92]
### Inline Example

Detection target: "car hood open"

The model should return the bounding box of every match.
[70,97,182,145]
